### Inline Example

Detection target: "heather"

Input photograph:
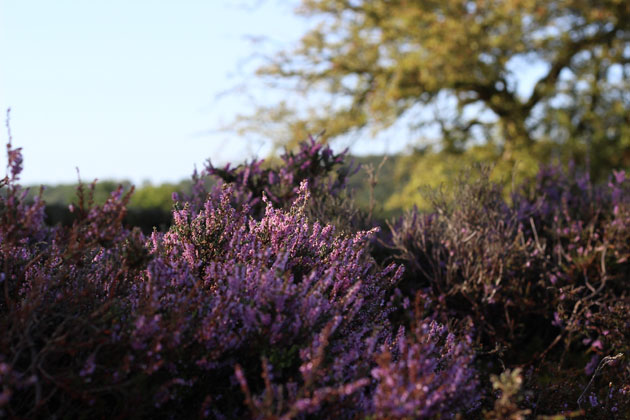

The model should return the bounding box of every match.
[1,135,629,419]
[389,165,630,417]
[1,137,479,419]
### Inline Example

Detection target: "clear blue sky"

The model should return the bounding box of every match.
[0,0,306,185]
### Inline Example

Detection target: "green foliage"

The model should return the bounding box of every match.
[235,0,630,204]
[129,180,195,211]
[346,154,405,220]
[23,180,195,233]
[27,179,195,212]
[385,141,556,211]
[484,369,531,420]
[29,180,133,207]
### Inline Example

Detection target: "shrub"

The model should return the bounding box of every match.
[137,180,404,417]
[388,164,630,417]
[389,168,553,352]
[1,139,150,417]
[190,135,367,234]
[1,134,476,418]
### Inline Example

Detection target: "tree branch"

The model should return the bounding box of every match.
[525,26,620,111]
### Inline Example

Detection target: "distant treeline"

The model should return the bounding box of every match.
[27,155,404,233]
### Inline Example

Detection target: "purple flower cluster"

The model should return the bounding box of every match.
[203,136,354,214]
[136,180,406,416]
[184,136,368,234]
[371,321,479,418]
[0,138,482,418]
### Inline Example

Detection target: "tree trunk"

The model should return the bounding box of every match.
[500,113,532,162]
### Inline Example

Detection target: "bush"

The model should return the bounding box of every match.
[389,165,630,417]
[198,136,368,233]
[1,136,485,418]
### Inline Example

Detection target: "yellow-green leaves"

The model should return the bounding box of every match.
[234,0,630,208]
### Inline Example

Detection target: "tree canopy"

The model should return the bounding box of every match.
[236,0,630,209]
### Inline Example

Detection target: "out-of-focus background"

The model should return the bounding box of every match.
[2,0,629,223]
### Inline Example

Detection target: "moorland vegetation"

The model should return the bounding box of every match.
[2,132,629,418]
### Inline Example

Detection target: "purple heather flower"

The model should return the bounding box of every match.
[80,353,97,378]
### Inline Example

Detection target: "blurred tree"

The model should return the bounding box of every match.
[27,180,197,211]
[235,0,630,209]
[129,181,193,211]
